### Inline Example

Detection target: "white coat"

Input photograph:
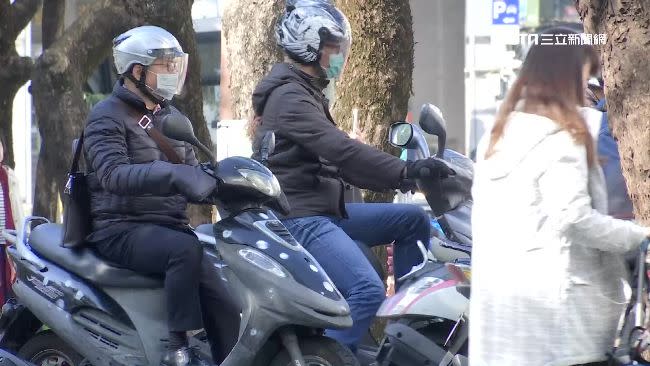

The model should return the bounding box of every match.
[469,111,647,366]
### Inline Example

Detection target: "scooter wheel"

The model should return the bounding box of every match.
[18,331,87,366]
[269,336,359,366]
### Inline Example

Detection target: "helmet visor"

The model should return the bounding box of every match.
[316,2,352,78]
[149,52,189,99]
[149,48,188,91]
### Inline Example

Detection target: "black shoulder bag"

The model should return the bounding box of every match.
[61,130,92,248]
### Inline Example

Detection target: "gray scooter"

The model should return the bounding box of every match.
[0,116,357,366]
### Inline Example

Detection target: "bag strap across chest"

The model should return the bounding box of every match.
[124,105,183,164]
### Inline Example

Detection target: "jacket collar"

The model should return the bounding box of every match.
[286,64,336,125]
[287,63,330,91]
[113,79,153,114]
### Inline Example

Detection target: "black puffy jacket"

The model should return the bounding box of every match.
[83,81,216,237]
[251,63,406,218]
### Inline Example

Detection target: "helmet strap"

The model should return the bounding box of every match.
[124,65,167,108]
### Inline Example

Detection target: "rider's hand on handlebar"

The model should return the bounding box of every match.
[200,162,218,179]
[405,157,455,180]
[199,163,220,203]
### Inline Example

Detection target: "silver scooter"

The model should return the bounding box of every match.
[0,116,358,366]
[357,104,473,366]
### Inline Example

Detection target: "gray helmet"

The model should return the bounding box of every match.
[113,26,186,74]
[276,0,351,64]
[112,25,189,101]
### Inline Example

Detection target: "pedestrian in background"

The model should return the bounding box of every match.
[470,34,650,366]
[0,139,24,305]
[590,80,635,220]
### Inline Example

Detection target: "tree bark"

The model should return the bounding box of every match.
[332,0,414,204]
[576,0,650,222]
[32,0,214,225]
[332,0,414,339]
[164,0,216,226]
[222,0,284,120]
[41,0,65,49]
[0,0,41,169]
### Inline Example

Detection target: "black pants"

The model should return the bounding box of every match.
[93,224,240,362]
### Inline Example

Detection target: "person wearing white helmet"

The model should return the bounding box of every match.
[83,25,238,366]
[112,25,189,106]
[250,0,454,353]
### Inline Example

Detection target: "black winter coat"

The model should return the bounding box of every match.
[83,81,216,238]
[251,63,406,218]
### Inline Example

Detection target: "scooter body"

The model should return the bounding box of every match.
[360,104,473,366]
[1,130,354,366]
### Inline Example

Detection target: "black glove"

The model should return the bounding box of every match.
[200,162,218,179]
[405,157,455,180]
[199,163,220,203]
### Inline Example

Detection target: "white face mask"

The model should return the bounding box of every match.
[153,72,180,100]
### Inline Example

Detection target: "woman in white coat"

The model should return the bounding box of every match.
[469,38,650,366]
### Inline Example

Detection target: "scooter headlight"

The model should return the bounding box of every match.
[238,169,281,197]
[238,249,287,278]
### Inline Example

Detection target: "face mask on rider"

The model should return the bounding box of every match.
[322,51,345,105]
[325,53,345,80]
[148,70,179,101]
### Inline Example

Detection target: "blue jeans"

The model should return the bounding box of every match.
[282,203,430,351]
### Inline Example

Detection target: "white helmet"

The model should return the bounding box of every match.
[276,0,351,66]
[112,25,188,101]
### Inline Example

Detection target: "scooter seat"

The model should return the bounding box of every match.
[28,223,162,288]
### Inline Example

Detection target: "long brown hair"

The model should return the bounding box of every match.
[485,36,600,166]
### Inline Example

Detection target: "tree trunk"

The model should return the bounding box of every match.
[222,0,284,120]
[162,0,215,226]
[32,0,213,225]
[332,0,414,204]
[332,0,414,339]
[0,0,41,169]
[576,0,650,222]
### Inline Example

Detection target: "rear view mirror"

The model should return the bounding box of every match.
[160,112,217,166]
[160,113,198,145]
[418,104,447,158]
[389,122,414,147]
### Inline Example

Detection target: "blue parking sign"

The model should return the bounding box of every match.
[492,0,519,25]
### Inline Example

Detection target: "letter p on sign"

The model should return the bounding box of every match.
[493,0,506,20]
